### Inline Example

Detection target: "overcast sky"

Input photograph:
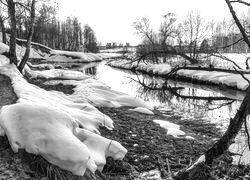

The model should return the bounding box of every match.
[57,0,249,45]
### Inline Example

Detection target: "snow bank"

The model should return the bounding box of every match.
[107,59,172,75]
[177,69,250,90]
[6,39,116,63]
[44,78,153,110]
[0,64,128,175]
[107,59,250,91]
[0,103,97,175]
[48,50,118,63]
[28,68,89,80]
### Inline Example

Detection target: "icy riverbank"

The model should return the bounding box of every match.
[107,59,250,91]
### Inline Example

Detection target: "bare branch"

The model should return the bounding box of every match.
[230,0,250,6]
[233,66,250,85]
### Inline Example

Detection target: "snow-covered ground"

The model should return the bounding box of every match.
[108,59,250,91]
[107,59,172,76]
[0,42,155,176]
[3,40,116,63]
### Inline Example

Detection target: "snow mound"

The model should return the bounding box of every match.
[0,103,127,175]
[75,128,127,171]
[44,78,153,110]
[0,64,129,175]
[153,120,186,138]
[0,103,97,175]
[129,107,154,115]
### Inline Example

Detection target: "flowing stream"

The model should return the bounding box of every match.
[57,61,250,164]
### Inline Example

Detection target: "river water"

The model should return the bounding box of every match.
[57,61,250,164]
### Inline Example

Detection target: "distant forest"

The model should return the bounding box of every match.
[3,3,98,52]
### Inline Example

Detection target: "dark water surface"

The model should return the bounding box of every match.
[61,61,249,164]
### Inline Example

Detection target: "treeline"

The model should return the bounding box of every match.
[5,3,98,52]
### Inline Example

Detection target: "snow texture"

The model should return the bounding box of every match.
[108,59,172,75]
[44,78,153,110]
[0,64,130,175]
[47,50,113,63]
[0,42,153,175]
[153,120,186,138]
[108,59,250,90]
[129,107,154,115]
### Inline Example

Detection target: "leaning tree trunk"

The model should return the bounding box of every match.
[7,0,18,65]
[0,16,7,44]
[174,86,250,179]
[225,0,250,49]
[18,0,36,72]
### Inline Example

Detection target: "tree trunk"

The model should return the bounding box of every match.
[225,0,250,49]
[174,86,250,179]
[7,0,18,65]
[0,16,7,44]
[18,0,36,72]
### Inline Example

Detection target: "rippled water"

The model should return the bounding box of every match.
[62,61,250,164]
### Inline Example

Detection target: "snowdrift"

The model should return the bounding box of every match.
[0,56,152,175]
[27,68,153,110]
[0,64,129,175]
[0,103,127,175]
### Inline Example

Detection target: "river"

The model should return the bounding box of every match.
[55,60,250,165]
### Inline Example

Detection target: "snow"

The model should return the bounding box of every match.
[107,59,172,75]
[26,62,54,70]
[75,128,127,171]
[28,68,89,80]
[129,107,154,115]
[0,64,130,175]
[187,155,206,171]
[44,78,153,110]
[0,43,9,53]
[0,53,153,175]
[139,169,161,180]
[48,50,113,63]
[177,69,250,90]
[0,55,9,66]
[0,103,97,175]
[153,120,186,138]
[16,43,47,59]
[185,136,195,140]
[108,59,250,91]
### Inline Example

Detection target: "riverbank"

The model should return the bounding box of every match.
[107,59,250,91]
[28,75,250,180]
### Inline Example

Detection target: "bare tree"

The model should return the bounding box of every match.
[133,16,199,64]
[18,0,36,72]
[181,11,209,59]
[174,1,250,179]
[6,0,18,65]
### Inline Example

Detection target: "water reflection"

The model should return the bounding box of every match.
[59,61,249,164]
